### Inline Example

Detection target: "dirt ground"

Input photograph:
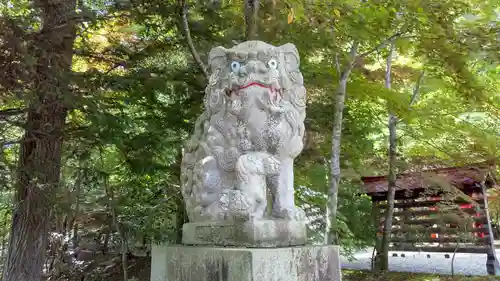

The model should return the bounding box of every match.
[343,270,500,281]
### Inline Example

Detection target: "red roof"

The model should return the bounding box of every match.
[361,165,496,194]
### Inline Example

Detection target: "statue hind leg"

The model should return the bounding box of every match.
[270,157,306,221]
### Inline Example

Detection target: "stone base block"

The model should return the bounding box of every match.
[151,245,341,281]
[182,219,307,247]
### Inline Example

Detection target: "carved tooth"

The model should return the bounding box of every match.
[270,79,280,90]
[276,90,282,103]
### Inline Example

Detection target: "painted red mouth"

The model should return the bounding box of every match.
[238,82,271,90]
[226,82,282,102]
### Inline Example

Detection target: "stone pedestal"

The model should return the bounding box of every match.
[151,245,341,281]
[182,219,307,247]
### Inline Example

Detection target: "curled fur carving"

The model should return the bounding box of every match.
[181,41,306,222]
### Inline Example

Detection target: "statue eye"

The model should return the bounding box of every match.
[267,59,278,69]
[230,61,240,72]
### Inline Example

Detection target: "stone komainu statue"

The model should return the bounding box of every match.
[180,41,306,224]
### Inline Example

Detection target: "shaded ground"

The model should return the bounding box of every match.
[341,247,500,276]
[88,254,500,281]
[343,270,500,281]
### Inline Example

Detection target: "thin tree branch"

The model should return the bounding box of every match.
[343,41,359,79]
[0,108,26,117]
[0,140,21,146]
[178,0,209,80]
[356,32,403,59]
[398,127,460,159]
[334,53,341,75]
[409,71,425,106]
[73,50,123,64]
[397,70,425,124]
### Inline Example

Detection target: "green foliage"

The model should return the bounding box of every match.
[0,0,499,278]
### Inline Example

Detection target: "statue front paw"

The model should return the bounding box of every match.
[272,207,306,221]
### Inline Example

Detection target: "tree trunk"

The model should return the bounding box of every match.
[71,168,83,249]
[1,0,77,280]
[244,0,260,40]
[326,42,358,244]
[323,157,330,244]
[178,0,208,80]
[375,42,395,271]
[105,177,129,281]
[174,148,187,244]
[175,195,187,244]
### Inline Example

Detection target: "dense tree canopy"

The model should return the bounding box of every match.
[0,0,498,280]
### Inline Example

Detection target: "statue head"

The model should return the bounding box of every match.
[205,41,307,158]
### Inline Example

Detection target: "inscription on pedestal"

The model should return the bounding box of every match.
[184,220,307,247]
[195,225,237,242]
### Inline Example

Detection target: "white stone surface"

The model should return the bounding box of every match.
[151,245,342,281]
[182,219,307,247]
[180,41,307,224]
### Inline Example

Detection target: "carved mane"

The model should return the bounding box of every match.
[180,41,306,222]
